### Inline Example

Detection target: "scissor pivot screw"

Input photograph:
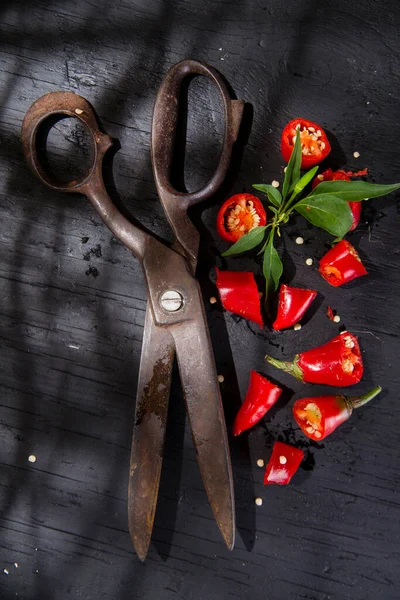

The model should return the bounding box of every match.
[160,290,184,312]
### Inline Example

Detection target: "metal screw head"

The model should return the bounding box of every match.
[160,289,184,312]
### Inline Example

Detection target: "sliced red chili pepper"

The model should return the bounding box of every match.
[265,331,363,386]
[293,386,382,441]
[318,240,367,287]
[216,193,267,243]
[281,118,331,169]
[264,441,304,485]
[326,305,335,321]
[215,268,263,327]
[233,371,282,436]
[312,168,362,230]
[272,284,317,331]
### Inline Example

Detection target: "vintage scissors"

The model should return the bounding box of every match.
[21,59,244,561]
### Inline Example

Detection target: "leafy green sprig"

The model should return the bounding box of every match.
[222,131,400,297]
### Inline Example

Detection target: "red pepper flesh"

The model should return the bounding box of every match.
[216,193,267,243]
[264,441,304,485]
[312,168,362,230]
[281,118,331,169]
[272,284,317,330]
[233,371,282,436]
[293,386,382,441]
[319,240,368,287]
[326,305,335,321]
[265,331,363,387]
[215,268,263,327]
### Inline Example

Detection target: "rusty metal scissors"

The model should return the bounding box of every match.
[21,59,244,561]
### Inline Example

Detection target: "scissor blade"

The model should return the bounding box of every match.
[128,305,175,562]
[170,315,235,551]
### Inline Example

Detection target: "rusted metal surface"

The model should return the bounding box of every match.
[21,59,244,561]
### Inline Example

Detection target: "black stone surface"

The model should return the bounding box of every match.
[1,1,399,599]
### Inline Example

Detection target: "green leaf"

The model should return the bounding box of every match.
[263,237,283,294]
[294,166,319,194]
[282,129,302,200]
[268,206,279,216]
[252,183,282,207]
[221,226,268,257]
[294,194,353,238]
[308,180,400,202]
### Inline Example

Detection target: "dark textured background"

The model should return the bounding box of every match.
[1,1,400,599]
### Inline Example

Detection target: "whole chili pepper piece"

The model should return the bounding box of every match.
[293,386,382,441]
[215,268,263,327]
[264,441,304,485]
[265,331,363,386]
[281,118,331,169]
[272,284,317,330]
[216,193,267,243]
[319,240,367,287]
[312,168,362,231]
[233,371,282,436]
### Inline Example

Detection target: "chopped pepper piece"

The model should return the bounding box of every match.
[281,118,331,169]
[264,441,304,485]
[216,193,267,243]
[319,240,368,287]
[272,284,317,331]
[293,386,382,441]
[312,168,362,231]
[265,331,363,387]
[233,371,282,436]
[215,268,263,327]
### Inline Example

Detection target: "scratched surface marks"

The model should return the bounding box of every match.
[1,0,400,599]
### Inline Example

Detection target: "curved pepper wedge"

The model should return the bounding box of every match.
[233,371,282,436]
[264,441,304,485]
[216,193,267,243]
[215,268,263,327]
[272,284,317,330]
[293,386,382,441]
[281,118,331,169]
[318,240,368,287]
[265,331,363,387]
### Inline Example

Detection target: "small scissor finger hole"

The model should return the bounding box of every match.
[36,115,95,184]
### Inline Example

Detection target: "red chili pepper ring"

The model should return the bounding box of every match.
[216,193,267,243]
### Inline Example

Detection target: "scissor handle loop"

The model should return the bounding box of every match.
[152,59,244,208]
[21,91,112,194]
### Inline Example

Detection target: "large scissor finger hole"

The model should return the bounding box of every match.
[170,75,224,193]
[36,115,95,184]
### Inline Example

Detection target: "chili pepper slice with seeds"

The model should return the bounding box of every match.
[312,168,362,231]
[233,371,282,436]
[281,118,331,169]
[293,386,382,441]
[272,284,317,330]
[264,441,304,485]
[265,331,363,386]
[215,267,263,327]
[319,240,368,287]
[216,193,267,243]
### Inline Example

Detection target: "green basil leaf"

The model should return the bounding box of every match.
[294,166,319,194]
[282,129,302,200]
[263,238,283,294]
[308,180,400,201]
[221,226,268,257]
[294,194,353,238]
[268,206,279,216]
[252,183,282,207]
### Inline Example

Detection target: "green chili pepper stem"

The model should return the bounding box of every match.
[264,354,303,381]
[348,386,382,410]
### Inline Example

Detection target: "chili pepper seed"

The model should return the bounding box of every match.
[295,236,304,245]
[217,375,225,383]
[293,323,302,331]
[256,459,264,467]
[279,455,287,464]
[306,258,313,266]
[353,151,360,158]
[271,180,280,188]
[4,569,9,575]
[333,315,341,323]
[209,296,217,304]
[255,497,263,506]
[28,455,36,463]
